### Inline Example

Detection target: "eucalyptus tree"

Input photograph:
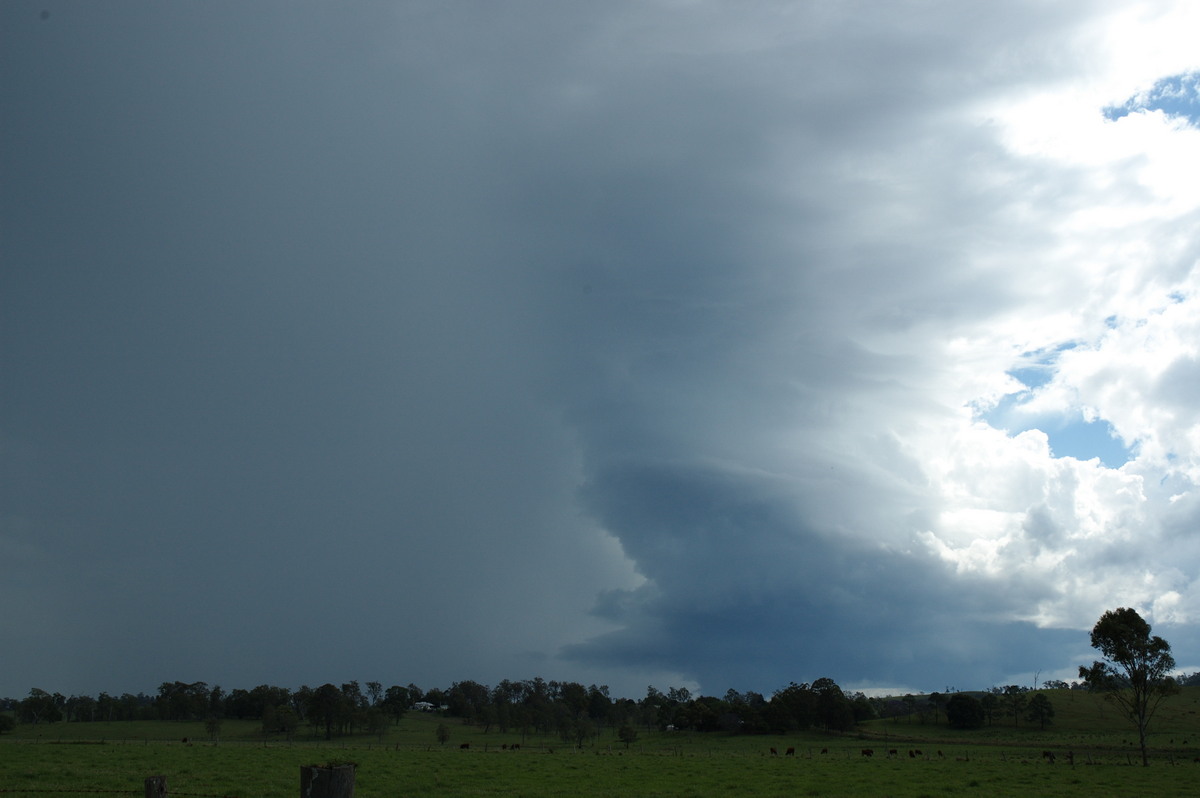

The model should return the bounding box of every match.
[1079,607,1178,766]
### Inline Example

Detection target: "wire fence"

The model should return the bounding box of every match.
[0,790,235,797]
[0,787,236,792]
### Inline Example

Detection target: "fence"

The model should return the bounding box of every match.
[0,766,356,798]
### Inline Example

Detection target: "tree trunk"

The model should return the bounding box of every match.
[144,776,167,798]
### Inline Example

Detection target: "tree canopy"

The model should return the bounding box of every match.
[1078,607,1178,766]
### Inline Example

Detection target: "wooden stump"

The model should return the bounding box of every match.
[300,763,356,798]
[144,776,167,798]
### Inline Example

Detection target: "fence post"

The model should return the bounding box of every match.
[300,763,355,798]
[144,775,167,797]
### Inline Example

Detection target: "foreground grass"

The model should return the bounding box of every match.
[3,689,1200,796]
[4,737,1200,797]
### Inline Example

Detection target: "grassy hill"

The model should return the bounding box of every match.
[859,686,1200,757]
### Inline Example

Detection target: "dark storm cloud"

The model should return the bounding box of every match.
[1,0,632,694]
[3,1,1193,700]
[564,459,1080,693]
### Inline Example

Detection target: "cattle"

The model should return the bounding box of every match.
[861,748,874,757]
[1042,750,1056,764]
[785,747,795,756]
[770,747,778,756]
[913,749,922,757]
[887,749,898,758]
[908,750,916,758]
[820,748,828,755]
[459,743,470,750]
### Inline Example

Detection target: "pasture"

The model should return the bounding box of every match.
[3,689,1200,797]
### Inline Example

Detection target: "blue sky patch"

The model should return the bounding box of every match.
[981,395,1132,468]
[1005,342,1078,391]
[1104,71,1200,126]
[1007,364,1053,390]
[984,346,1132,467]
[1044,416,1131,467]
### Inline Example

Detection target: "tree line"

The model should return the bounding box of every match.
[1,608,1187,763]
[0,676,878,742]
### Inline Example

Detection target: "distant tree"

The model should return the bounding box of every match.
[341,681,367,711]
[566,715,596,747]
[406,683,424,705]
[157,682,206,720]
[65,694,96,722]
[1026,693,1055,730]
[0,714,15,735]
[666,686,692,704]
[683,696,722,732]
[927,692,947,724]
[447,680,490,723]
[587,685,612,725]
[382,685,409,725]
[557,682,588,718]
[366,707,389,741]
[945,693,984,729]
[18,689,63,725]
[617,724,638,748]
[812,678,855,731]
[423,688,448,711]
[204,716,222,742]
[228,684,290,721]
[980,692,1000,726]
[769,682,816,732]
[208,685,225,718]
[225,689,252,719]
[366,682,383,707]
[96,693,117,723]
[307,684,347,740]
[850,692,876,723]
[277,706,301,740]
[436,722,450,746]
[1001,686,1027,728]
[1079,607,1179,766]
[291,686,313,721]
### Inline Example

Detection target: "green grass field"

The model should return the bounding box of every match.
[3,689,1200,796]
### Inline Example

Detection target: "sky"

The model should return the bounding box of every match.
[3,1,1200,703]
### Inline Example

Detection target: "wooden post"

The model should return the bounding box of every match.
[300,763,355,798]
[144,775,167,797]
